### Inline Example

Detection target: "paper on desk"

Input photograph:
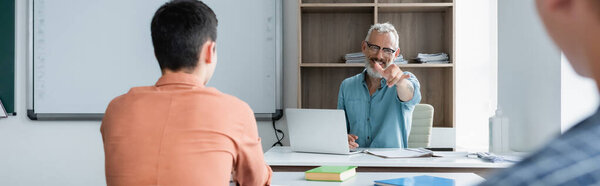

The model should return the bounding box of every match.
[364,148,440,158]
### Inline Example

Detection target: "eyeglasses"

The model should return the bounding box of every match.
[365,41,397,55]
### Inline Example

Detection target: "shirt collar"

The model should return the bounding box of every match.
[155,72,204,87]
[360,69,387,88]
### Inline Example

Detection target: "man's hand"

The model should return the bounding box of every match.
[348,134,359,149]
[374,63,411,87]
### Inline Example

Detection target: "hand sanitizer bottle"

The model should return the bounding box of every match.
[500,111,510,153]
[489,108,509,153]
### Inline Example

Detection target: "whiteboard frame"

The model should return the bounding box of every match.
[26,0,283,121]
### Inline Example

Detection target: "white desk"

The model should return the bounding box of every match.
[265,147,513,176]
[270,172,485,186]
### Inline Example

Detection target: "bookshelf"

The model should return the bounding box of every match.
[298,0,455,128]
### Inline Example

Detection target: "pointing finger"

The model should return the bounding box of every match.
[374,62,385,74]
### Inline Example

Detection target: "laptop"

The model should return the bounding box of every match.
[285,108,361,155]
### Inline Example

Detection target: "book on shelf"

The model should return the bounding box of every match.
[305,166,357,182]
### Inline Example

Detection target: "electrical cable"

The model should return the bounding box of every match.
[271,119,284,147]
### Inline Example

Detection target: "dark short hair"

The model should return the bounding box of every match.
[151,0,218,72]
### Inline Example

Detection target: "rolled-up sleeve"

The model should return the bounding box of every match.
[402,72,421,108]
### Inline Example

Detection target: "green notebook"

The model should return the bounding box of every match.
[305,166,357,182]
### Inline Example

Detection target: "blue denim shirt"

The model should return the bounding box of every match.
[337,70,421,148]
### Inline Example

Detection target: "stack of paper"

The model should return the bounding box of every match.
[344,52,366,63]
[395,55,408,64]
[364,148,439,158]
[344,52,408,64]
[415,53,450,64]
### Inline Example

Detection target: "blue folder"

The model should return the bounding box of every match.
[374,175,455,186]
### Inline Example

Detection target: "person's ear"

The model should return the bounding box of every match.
[361,41,368,53]
[394,48,400,58]
[204,41,216,64]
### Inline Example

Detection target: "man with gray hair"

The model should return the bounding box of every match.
[338,23,422,149]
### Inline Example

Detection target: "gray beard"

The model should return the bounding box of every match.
[365,62,383,79]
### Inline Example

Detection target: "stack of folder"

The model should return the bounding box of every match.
[344,52,367,63]
[344,52,408,64]
[415,53,450,64]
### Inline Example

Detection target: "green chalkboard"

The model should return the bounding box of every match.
[0,0,15,115]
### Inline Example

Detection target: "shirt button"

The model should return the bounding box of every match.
[367,136,370,140]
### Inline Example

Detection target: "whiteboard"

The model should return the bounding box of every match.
[27,0,281,120]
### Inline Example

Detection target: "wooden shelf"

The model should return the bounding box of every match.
[298,0,456,128]
[302,0,373,3]
[300,63,453,68]
[378,3,453,12]
[300,3,453,13]
[301,3,376,7]
[301,3,375,13]
[377,0,452,3]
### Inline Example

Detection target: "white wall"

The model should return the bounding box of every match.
[456,0,586,153]
[0,1,106,185]
[454,0,497,152]
[561,55,599,132]
[0,1,297,185]
[497,0,561,152]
